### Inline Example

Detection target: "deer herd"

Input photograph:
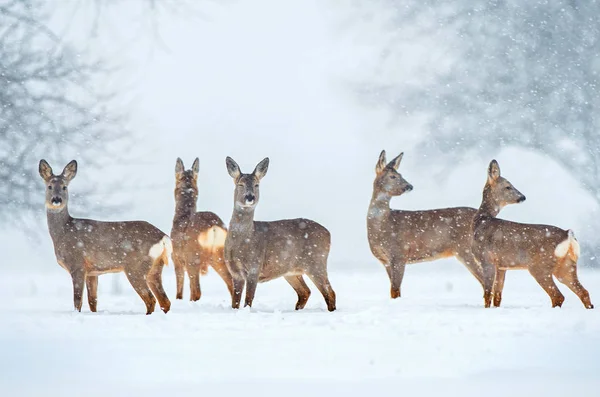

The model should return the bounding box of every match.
[38,150,594,314]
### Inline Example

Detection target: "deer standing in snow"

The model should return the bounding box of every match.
[472,160,593,309]
[171,158,233,301]
[224,157,336,311]
[39,160,171,314]
[367,150,484,299]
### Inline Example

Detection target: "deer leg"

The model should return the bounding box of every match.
[126,272,156,315]
[231,276,244,309]
[71,269,85,312]
[284,275,311,310]
[481,261,496,308]
[528,267,565,308]
[554,261,594,309]
[147,261,171,314]
[389,260,406,299]
[187,264,201,302]
[492,269,506,308]
[306,271,336,312]
[85,275,98,312]
[456,250,485,289]
[211,247,235,300]
[173,257,185,300]
[244,267,260,308]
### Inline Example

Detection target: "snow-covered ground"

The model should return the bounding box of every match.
[1,260,599,396]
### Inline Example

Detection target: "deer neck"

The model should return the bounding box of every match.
[476,185,501,220]
[368,190,392,222]
[46,205,72,239]
[174,192,197,225]
[229,206,256,236]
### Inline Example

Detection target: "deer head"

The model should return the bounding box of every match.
[174,157,199,201]
[484,159,526,210]
[373,150,413,197]
[38,159,77,212]
[226,156,269,210]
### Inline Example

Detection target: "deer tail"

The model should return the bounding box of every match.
[554,229,580,262]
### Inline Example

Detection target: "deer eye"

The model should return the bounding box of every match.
[389,175,397,179]
[48,185,52,190]
[505,186,511,190]
[62,186,67,191]
[254,184,259,188]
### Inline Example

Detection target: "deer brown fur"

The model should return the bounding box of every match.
[39,160,171,314]
[367,150,484,299]
[223,157,336,311]
[171,158,234,301]
[472,160,593,309]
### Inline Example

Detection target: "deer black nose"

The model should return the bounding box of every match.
[405,184,414,192]
[51,197,62,205]
[244,194,255,203]
[517,195,526,203]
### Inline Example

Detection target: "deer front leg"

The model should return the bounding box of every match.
[173,257,185,300]
[481,262,496,308]
[231,276,244,309]
[187,264,201,302]
[71,269,85,312]
[85,275,98,312]
[389,259,406,299]
[244,266,260,308]
[492,269,506,307]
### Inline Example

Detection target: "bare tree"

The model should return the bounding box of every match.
[355,0,600,254]
[0,0,129,226]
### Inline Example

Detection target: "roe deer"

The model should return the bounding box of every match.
[39,160,171,314]
[367,150,484,299]
[472,160,593,309]
[171,157,233,301]
[223,157,336,311]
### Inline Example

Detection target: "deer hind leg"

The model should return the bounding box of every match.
[284,275,311,310]
[554,259,594,309]
[147,260,171,314]
[71,269,85,312]
[85,275,98,312]
[528,267,564,308]
[492,269,506,308]
[211,246,235,300]
[173,257,185,300]
[306,271,336,312]
[126,271,156,315]
[389,260,406,299]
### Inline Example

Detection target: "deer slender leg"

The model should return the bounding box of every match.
[481,261,496,308]
[554,261,593,309]
[492,269,506,307]
[284,275,311,310]
[528,267,564,308]
[231,276,244,309]
[71,269,85,312]
[244,267,260,308]
[211,247,235,300]
[147,261,171,314]
[306,271,336,312]
[126,272,156,315]
[173,257,185,300]
[85,275,98,312]
[187,264,201,302]
[389,260,406,299]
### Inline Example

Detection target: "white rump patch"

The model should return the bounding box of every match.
[198,226,227,248]
[554,229,579,259]
[149,236,173,260]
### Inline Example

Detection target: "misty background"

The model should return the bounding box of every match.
[2,0,598,273]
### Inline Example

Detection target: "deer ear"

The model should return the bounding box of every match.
[488,159,501,183]
[376,150,387,174]
[226,156,241,180]
[175,158,185,175]
[191,157,199,176]
[61,160,78,182]
[253,157,269,180]
[388,152,404,170]
[39,159,53,181]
